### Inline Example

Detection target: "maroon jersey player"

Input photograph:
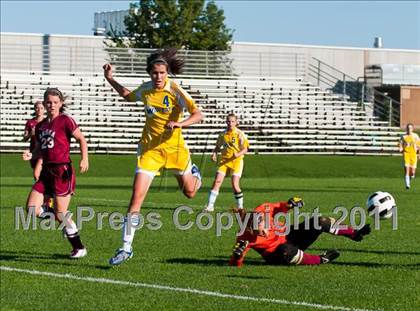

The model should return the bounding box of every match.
[23,88,89,259]
[23,101,53,210]
[23,101,45,169]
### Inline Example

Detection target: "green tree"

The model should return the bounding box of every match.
[190,1,233,50]
[123,0,159,48]
[108,0,233,51]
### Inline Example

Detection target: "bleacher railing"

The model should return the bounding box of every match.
[308,57,400,126]
[0,44,307,79]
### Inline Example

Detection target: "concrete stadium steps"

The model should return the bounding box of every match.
[0,72,402,154]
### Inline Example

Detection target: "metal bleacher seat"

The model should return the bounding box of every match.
[0,71,402,154]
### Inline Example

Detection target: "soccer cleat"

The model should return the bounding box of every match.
[109,248,133,266]
[287,197,304,209]
[191,164,201,181]
[351,224,371,242]
[69,248,87,259]
[232,240,249,259]
[39,203,55,219]
[320,249,340,264]
[203,205,214,212]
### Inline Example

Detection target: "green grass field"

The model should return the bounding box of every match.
[1,154,419,311]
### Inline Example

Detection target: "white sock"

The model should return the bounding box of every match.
[405,175,410,188]
[64,219,78,236]
[122,214,140,252]
[207,190,219,209]
[234,191,244,209]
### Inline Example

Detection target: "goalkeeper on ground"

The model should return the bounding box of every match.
[229,197,371,267]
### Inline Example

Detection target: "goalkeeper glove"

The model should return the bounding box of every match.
[232,240,249,259]
[287,197,304,209]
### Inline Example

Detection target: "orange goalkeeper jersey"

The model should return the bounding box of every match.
[229,202,290,266]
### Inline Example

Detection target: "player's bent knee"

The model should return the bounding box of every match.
[277,244,299,265]
[318,216,332,232]
[27,205,41,217]
[183,189,196,199]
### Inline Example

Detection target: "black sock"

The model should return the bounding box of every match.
[66,233,84,250]
[234,191,243,199]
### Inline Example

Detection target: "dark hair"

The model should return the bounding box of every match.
[232,208,262,235]
[146,48,184,75]
[406,123,414,132]
[32,100,44,117]
[43,87,67,112]
[34,100,43,108]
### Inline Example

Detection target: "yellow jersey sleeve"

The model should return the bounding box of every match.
[127,85,144,102]
[170,80,198,114]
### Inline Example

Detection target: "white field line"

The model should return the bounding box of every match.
[0,266,380,311]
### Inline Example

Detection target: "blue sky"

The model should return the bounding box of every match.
[1,1,419,50]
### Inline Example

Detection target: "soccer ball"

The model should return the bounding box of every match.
[366,191,396,219]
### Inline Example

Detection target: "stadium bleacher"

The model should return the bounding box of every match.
[0,71,402,154]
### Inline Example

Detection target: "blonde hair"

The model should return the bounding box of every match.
[227,113,238,120]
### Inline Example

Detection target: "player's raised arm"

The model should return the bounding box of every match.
[103,63,133,101]
[72,128,89,173]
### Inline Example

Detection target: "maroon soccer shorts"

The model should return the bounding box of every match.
[33,164,75,197]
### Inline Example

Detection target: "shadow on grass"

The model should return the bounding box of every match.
[223,274,271,280]
[166,257,270,267]
[333,261,420,270]
[310,247,420,256]
[165,256,420,270]
[166,257,229,266]
[0,250,111,270]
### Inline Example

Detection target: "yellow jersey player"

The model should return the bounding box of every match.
[103,48,203,265]
[398,123,420,189]
[204,114,249,212]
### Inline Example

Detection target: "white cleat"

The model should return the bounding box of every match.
[109,248,133,266]
[191,164,202,181]
[69,248,87,259]
[203,205,214,212]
